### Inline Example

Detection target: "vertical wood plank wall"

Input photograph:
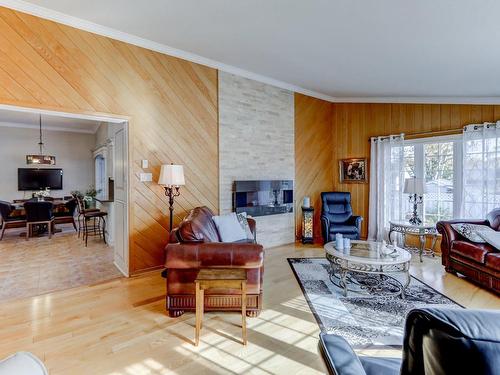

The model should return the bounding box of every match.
[331,103,500,239]
[296,101,500,242]
[0,7,218,273]
[294,93,333,242]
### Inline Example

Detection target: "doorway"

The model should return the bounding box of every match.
[0,104,130,301]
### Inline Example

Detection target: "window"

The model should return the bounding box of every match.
[95,154,106,200]
[462,124,500,218]
[398,136,462,225]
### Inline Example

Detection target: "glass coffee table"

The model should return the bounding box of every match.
[324,240,411,299]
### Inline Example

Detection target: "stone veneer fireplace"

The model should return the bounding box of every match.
[218,72,295,248]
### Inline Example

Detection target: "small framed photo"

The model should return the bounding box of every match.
[339,158,367,183]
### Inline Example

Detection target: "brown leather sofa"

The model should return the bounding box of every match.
[436,208,500,294]
[164,206,264,317]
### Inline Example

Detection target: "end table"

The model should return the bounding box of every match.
[388,221,438,262]
[301,206,314,244]
[194,268,247,346]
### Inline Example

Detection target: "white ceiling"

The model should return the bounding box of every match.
[0,108,101,133]
[4,0,500,102]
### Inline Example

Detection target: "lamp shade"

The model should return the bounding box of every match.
[404,177,425,195]
[158,164,185,186]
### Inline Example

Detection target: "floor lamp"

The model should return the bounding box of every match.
[158,164,185,232]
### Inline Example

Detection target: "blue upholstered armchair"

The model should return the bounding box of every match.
[320,192,362,243]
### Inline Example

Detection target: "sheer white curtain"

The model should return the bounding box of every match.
[368,134,405,241]
[461,121,500,218]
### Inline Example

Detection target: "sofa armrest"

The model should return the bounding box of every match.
[319,333,366,375]
[165,242,264,269]
[401,307,500,375]
[347,215,363,229]
[436,219,488,267]
[321,215,330,243]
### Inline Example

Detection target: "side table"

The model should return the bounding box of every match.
[194,268,247,346]
[388,221,438,262]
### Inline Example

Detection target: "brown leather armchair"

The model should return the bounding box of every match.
[164,206,264,317]
[437,208,500,294]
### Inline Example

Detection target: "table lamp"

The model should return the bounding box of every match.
[404,177,425,225]
[158,163,185,232]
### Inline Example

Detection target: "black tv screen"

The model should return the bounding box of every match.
[18,168,63,190]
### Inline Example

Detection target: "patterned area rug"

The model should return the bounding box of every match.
[288,257,461,348]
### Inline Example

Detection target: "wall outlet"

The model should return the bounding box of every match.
[141,159,149,169]
[140,172,152,182]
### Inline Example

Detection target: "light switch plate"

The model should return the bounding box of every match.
[140,172,152,182]
[141,159,149,169]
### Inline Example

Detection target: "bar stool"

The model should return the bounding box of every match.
[76,197,107,247]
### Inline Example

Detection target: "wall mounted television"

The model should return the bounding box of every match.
[18,168,63,190]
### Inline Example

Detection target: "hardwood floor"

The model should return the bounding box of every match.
[0,243,498,374]
[0,225,122,302]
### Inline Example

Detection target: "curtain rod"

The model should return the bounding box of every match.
[368,128,461,142]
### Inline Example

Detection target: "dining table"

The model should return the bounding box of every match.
[10,199,71,218]
[8,199,73,235]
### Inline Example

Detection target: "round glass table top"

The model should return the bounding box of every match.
[324,240,411,265]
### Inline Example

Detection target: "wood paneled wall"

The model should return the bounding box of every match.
[294,94,333,242]
[0,7,218,273]
[331,103,500,239]
[296,100,500,242]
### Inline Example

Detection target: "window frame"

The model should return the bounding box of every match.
[400,134,463,224]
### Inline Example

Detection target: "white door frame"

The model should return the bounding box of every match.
[0,103,131,277]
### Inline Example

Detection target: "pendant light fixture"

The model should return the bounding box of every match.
[26,114,56,165]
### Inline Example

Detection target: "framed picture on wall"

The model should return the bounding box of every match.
[339,158,367,183]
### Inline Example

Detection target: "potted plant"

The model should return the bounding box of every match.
[84,185,101,209]
[34,187,50,201]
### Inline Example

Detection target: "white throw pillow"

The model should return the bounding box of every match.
[451,223,495,243]
[212,212,247,242]
[477,230,500,250]
[236,212,254,240]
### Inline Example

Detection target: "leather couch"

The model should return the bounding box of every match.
[319,307,500,375]
[164,206,264,318]
[321,192,363,243]
[437,208,499,294]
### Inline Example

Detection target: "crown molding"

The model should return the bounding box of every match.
[1,0,500,105]
[0,121,99,134]
[331,96,500,105]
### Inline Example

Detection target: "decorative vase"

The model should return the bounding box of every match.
[84,199,96,210]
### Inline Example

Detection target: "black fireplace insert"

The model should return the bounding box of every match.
[233,180,293,217]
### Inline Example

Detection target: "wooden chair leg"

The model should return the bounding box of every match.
[102,217,107,244]
[48,221,52,239]
[25,223,29,241]
[85,220,88,247]
[200,289,204,330]
[0,223,5,240]
[242,281,247,345]
[77,215,81,238]
[195,282,201,346]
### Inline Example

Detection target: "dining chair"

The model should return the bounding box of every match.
[0,201,26,240]
[54,198,78,231]
[23,201,54,240]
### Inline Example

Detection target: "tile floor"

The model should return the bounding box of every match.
[0,224,122,301]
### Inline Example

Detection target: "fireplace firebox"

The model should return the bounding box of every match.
[233,180,293,217]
